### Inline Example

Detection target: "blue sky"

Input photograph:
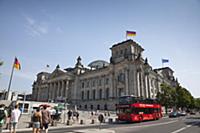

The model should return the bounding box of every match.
[0,0,200,97]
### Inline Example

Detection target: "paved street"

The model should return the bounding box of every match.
[8,114,199,133]
[110,115,200,133]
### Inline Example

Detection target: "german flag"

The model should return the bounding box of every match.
[14,57,21,70]
[126,31,136,37]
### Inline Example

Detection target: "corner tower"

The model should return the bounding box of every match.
[110,39,144,64]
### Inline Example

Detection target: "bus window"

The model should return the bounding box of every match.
[117,108,133,114]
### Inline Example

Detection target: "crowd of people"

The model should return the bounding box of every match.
[0,104,52,133]
[0,104,21,133]
[0,103,112,133]
[31,106,51,133]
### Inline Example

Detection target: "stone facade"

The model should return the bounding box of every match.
[32,40,178,110]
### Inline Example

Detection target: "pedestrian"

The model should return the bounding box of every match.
[0,104,7,133]
[41,106,51,133]
[98,114,104,123]
[76,112,79,121]
[10,105,21,133]
[98,114,104,129]
[91,111,94,116]
[32,107,42,133]
[5,107,11,129]
[67,110,72,120]
[108,111,110,117]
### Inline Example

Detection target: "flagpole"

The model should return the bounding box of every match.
[6,59,15,100]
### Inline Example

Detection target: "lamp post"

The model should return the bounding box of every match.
[22,92,26,113]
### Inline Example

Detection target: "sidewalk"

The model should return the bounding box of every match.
[2,111,117,133]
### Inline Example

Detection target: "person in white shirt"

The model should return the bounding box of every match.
[10,105,21,133]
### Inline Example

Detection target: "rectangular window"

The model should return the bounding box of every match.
[81,91,84,100]
[87,81,89,88]
[92,80,95,87]
[106,88,109,99]
[87,90,90,100]
[99,89,102,99]
[93,90,96,100]
[82,82,85,88]
[99,79,102,86]
[105,78,109,85]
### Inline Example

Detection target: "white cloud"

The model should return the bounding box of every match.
[24,15,49,37]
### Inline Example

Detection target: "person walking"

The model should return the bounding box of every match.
[32,108,42,133]
[10,105,21,133]
[0,104,7,133]
[67,110,72,120]
[41,106,51,133]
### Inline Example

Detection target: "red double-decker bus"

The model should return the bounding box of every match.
[116,95,162,122]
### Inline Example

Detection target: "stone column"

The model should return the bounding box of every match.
[137,72,140,97]
[61,80,64,97]
[54,82,57,100]
[50,83,53,100]
[125,69,129,95]
[147,77,151,98]
[109,74,113,98]
[47,83,50,100]
[65,80,69,100]
[59,81,62,97]
[51,83,54,100]
[145,75,149,98]
[139,72,144,97]
[63,80,66,97]
[149,79,152,98]
[57,81,59,97]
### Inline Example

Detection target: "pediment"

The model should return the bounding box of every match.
[50,68,67,79]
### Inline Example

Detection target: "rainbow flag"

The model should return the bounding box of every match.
[126,31,136,37]
[14,57,21,70]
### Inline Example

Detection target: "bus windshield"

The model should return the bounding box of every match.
[119,96,139,104]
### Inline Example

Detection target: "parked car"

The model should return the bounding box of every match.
[177,112,187,116]
[169,112,178,118]
[190,111,196,115]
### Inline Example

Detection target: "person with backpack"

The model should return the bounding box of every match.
[32,107,42,133]
[0,104,7,133]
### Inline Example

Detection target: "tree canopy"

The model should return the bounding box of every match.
[157,83,199,112]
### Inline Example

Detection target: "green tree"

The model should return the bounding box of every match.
[157,83,175,114]
[176,86,194,110]
[0,61,3,66]
[194,98,200,110]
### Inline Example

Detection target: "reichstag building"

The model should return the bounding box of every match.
[32,40,178,110]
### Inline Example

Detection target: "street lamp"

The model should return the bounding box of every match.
[22,92,26,113]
